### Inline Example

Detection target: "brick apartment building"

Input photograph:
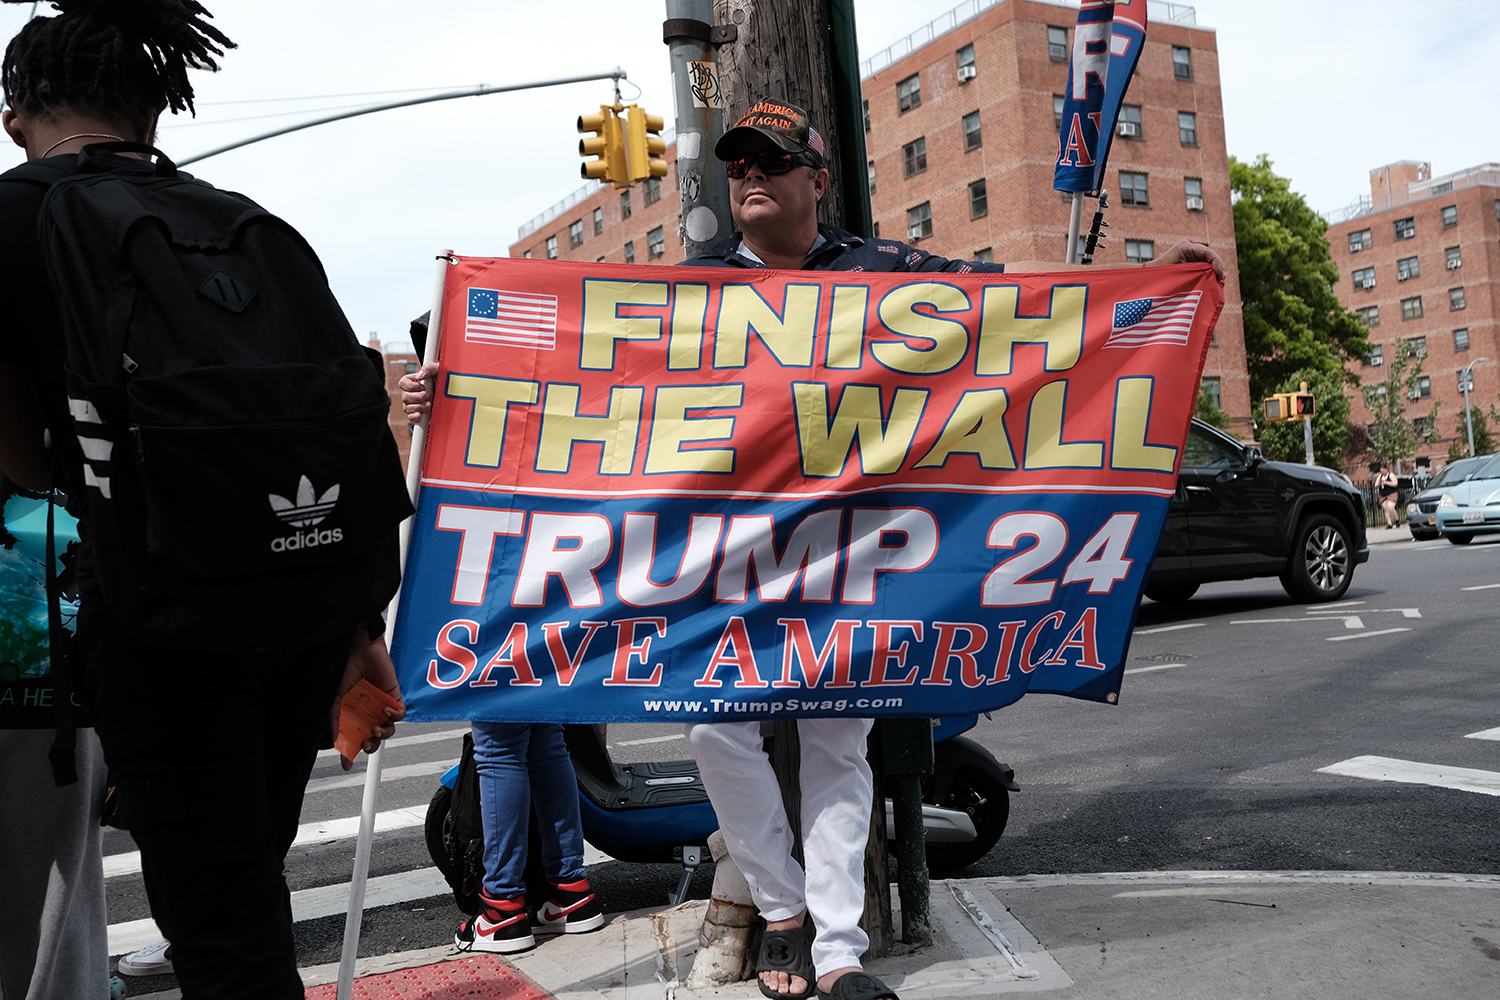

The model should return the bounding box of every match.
[1328,161,1500,475]
[507,0,1251,426]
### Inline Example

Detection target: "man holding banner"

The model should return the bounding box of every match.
[399,101,1223,1000]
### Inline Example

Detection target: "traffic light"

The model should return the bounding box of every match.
[625,104,668,183]
[1263,382,1315,423]
[578,105,627,187]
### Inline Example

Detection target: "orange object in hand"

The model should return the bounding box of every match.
[334,678,403,763]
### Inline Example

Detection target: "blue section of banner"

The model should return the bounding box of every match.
[391,484,1166,724]
[1053,4,1147,194]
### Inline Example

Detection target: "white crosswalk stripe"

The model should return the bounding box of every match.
[1317,755,1500,796]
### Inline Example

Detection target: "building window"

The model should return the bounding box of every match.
[546,235,558,259]
[1405,336,1426,358]
[1441,204,1458,228]
[907,202,933,241]
[643,177,661,206]
[1178,111,1197,145]
[1397,255,1420,281]
[862,99,870,133]
[1364,344,1383,367]
[1450,287,1466,311]
[1119,171,1149,206]
[1048,26,1068,61]
[620,191,632,219]
[903,137,927,178]
[1185,177,1203,210]
[1348,228,1372,252]
[873,222,880,238]
[1125,239,1155,263]
[897,73,921,113]
[624,240,635,264]
[596,256,606,263]
[867,160,875,196]
[1445,246,1462,269]
[523,250,533,259]
[1401,295,1423,320]
[963,111,982,152]
[1353,266,1376,289]
[1394,217,1415,240]
[969,179,988,220]
[593,207,603,236]
[1455,328,1471,352]
[1357,305,1380,328]
[1413,376,1432,399]
[1201,376,1222,410]
[1117,104,1142,140]
[1364,384,1388,404]
[1053,94,1065,126]
[1172,46,1192,79]
[1413,413,1435,435]
[568,219,583,249]
[647,226,665,259]
[974,248,993,263]
[957,43,975,74]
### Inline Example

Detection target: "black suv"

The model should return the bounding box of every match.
[1144,419,1370,604]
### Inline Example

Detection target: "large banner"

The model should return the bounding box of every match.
[390,257,1223,723]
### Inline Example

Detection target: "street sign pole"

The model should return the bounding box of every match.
[664,0,732,257]
[1303,415,1315,465]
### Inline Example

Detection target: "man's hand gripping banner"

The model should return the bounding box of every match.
[391,258,1224,723]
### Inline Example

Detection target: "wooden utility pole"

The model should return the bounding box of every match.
[708,0,896,957]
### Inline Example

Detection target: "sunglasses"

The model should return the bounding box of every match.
[726,151,817,179]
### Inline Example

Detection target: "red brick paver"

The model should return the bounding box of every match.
[305,955,551,1000]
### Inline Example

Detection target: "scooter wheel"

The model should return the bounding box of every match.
[425,784,454,878]
[922,744,1011,875]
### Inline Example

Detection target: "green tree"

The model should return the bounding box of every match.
[1194,388,1231,430]
[1447,403,1499,461]
[1230,155,1371,404]
[1257,369,1352,468]
[1365,348,1439,466]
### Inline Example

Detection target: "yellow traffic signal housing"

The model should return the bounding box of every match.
[625,105,669,183]
[1263,382,1316,423]
[578,105,628,187]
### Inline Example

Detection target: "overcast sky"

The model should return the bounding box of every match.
[1,0,1493,347]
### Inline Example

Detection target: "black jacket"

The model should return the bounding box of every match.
[681,223,1008,273]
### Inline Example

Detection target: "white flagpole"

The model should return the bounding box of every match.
[335,250,454,1000]
[1065,191,1085,264]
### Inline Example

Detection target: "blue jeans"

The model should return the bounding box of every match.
[471,722,587,900]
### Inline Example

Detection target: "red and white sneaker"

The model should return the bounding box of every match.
[531,878,605,935]
[456,892,535,953]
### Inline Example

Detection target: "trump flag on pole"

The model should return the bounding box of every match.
[1054,0,1148,194]
[390,257,1224,725]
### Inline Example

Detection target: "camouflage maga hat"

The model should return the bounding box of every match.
[714,100,827,167]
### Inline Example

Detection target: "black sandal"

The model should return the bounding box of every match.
[816,970,899,1000]
[757,921,816,1000]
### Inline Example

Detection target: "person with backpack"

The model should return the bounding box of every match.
[0,3,412,998]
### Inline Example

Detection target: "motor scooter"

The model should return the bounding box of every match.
[424,716,1017,905]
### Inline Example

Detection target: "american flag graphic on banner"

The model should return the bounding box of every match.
[466,287,558,349]
[1104,290,1202,348]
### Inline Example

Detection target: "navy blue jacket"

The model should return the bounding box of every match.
[680,223,1007,273]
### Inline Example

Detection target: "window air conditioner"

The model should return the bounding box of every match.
[1447,259,1461,269]
[1371,357,1383,365]
[908,226,924,240]
[1186,195,1204,211]
[1398,270,1410,281]
[1361,278,1376,288]
[1408,388,1423,399]
[1349,243,1361,252]
[957,65,977,82]
[1117,121,1139,137]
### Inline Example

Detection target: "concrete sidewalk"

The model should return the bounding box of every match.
[1366,522,1415,544]
[284,870,1500,1000]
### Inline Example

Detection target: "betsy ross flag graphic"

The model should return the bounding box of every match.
[1104,290,1202,348]
[466,287,558,349]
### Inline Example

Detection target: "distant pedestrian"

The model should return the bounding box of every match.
[1375,466,1400,528]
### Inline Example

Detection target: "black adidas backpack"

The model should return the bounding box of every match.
[21,142,412,650]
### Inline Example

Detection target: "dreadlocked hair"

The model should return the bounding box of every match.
[2,0,235,119]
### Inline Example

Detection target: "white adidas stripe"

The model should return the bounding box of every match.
[78,436,113,461]
[68,397,101,423]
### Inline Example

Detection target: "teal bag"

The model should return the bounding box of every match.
[0,490,80,729]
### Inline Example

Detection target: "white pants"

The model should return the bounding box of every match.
[685,718,874,978]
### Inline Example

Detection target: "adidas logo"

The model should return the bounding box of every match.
[269,475,339,527]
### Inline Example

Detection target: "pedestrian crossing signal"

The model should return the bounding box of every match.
[1264,382,1315,423]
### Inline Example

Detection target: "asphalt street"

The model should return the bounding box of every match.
[102,534,1500,992]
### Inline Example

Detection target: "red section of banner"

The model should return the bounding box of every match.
[422,258,1221,503]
